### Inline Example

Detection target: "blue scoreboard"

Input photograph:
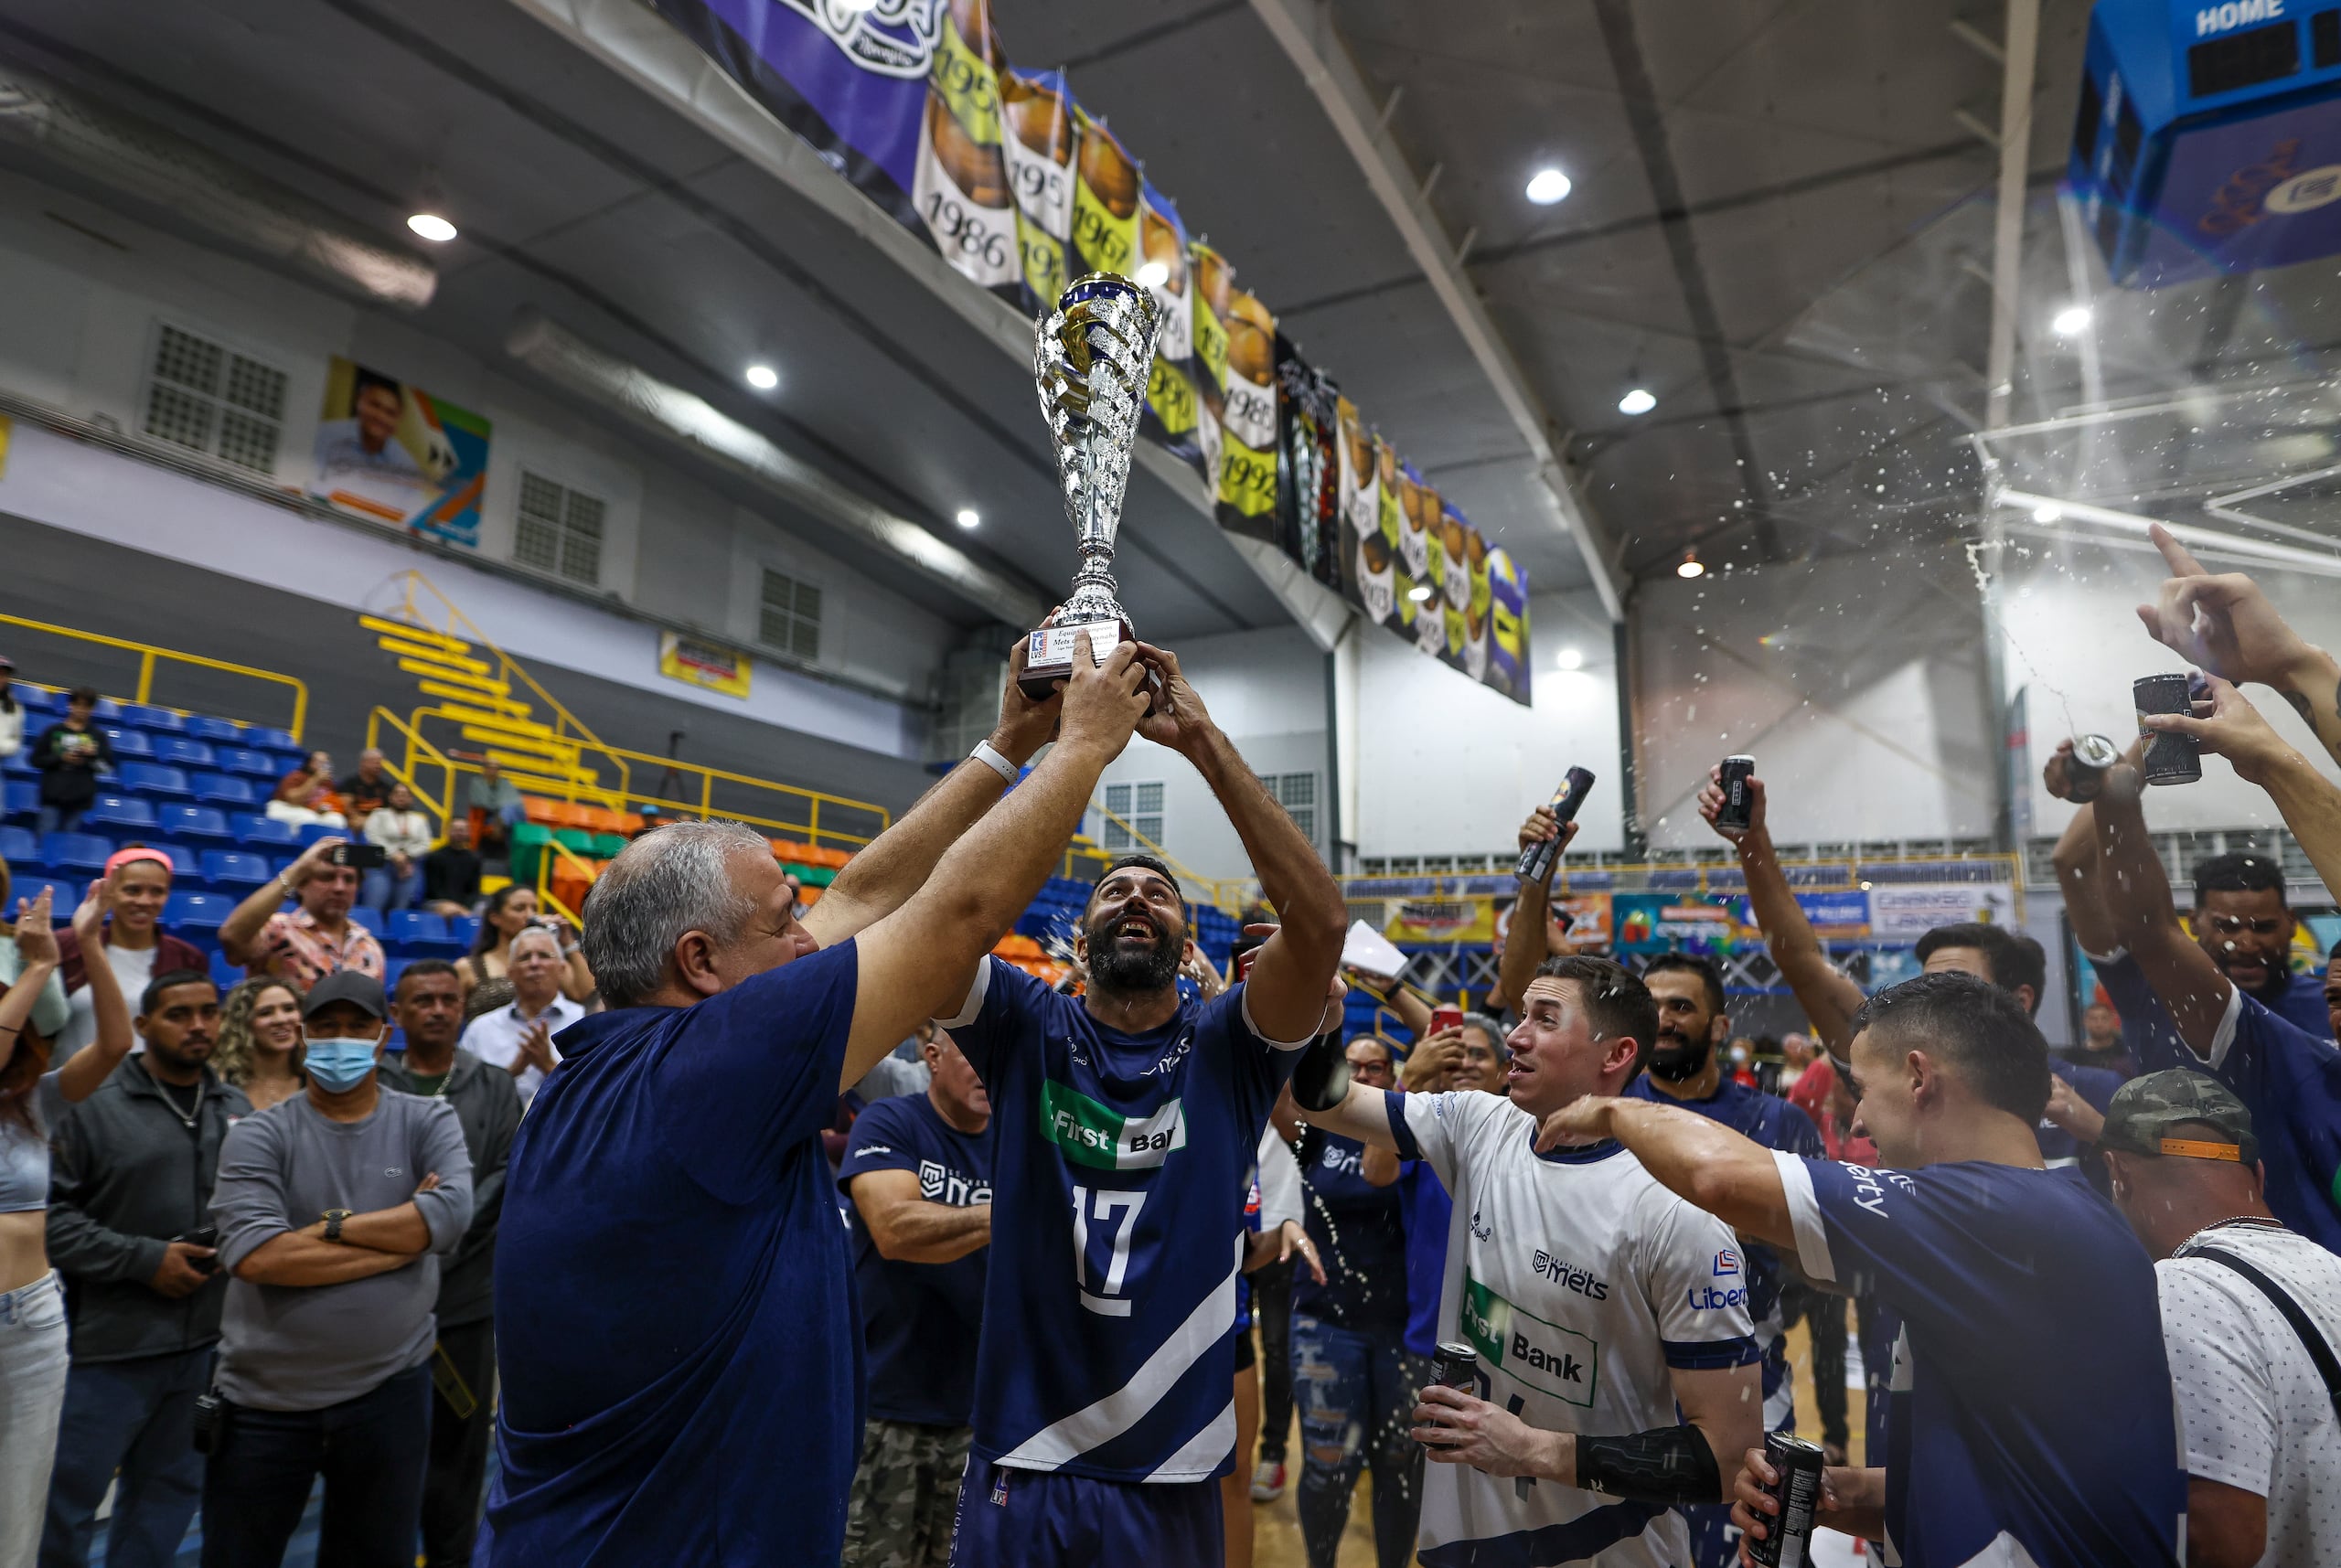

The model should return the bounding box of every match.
[2072,0,2341,286]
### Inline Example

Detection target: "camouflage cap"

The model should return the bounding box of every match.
[2099,1069,2257,1164]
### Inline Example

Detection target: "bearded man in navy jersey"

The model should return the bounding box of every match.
[933,644,1345,1568]
[1544,971,2184,1568]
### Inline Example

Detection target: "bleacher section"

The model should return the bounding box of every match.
[6,679,1242,999]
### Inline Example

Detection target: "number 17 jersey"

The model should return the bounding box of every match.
[938,956,1305,1482]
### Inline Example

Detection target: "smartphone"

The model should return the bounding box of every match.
[1430,1006,1464,1035]
[176,1225,220,1274]
[326,843,388,869]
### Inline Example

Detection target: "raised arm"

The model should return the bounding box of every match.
[2045,736,2144,958]
[55,879,136,1103]
[806,640,1064,949]
[2091,763,2229,1053]
[849,635,1148,1084]
[0,887,59,1081]
[219,837,338,966]
[2143,674,2341,901]
[1133,644,1344,1043]
[1699,769,1865,1058]
[1502,805,1579,1013]
[2136,523,2341,767]
[1537,1094,1796,1253]
[848,1168,992,1264]
[1295,1077,1404,1152]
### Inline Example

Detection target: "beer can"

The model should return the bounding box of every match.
[1429,1341,1478,1391]
[2133,675,2203,786]
[1748,1432,1825,1568]
[1515,767,1596,883]
[1715,755,1758,831]
[2064,733,2120,803]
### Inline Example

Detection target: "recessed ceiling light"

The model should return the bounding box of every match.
[1407,582,1435,603]
[1136,260,1169,288]
[1676,552,1705,580]
[1618,387,1657,416]
[1556,646,1584,670]
[2032,501,2063,523]
[955,508,979,529]
[2052,304,2092,336]
[406,213,457,243]
[744,364,778,390]
[1524,167,1572,206]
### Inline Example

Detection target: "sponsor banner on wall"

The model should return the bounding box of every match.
[1611,892,1775,956]
[310,357,491,546]
[1865,883,2017,940]
[1386,898,1495,945]
[1724,889,1874,941]
[658,631,754,699]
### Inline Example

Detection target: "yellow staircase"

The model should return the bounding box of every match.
[358,613,623,810]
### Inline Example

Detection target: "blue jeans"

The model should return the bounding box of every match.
[39,1346,210,1568]
[1289,1317,1424,1568]
[199,1362,429,1568]
[360,866,418,914]
[34,804,84,839]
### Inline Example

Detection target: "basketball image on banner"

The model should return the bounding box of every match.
[1487,546,1530,700]
[1136,181,1204,475]
[1069,101,1140,280]
[1440,505,1473,670]
[999,65,1074,314]
[1190,241,1234,486]
[310,357,490,547]
[1276,340,1341,587]
[914,0,1018,299]
[1214,288,1278,540]
[1459,505,1492,681]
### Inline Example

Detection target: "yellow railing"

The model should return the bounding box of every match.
[1078,798,1250,912]
[0,611,306,738]
[535,837,597,928]
[361,708,463,825]
[1329,851,2028,923]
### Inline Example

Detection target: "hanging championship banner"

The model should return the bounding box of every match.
[1137,181,1204,475]
[1214,287,1278,540]
[1275,337,1341,587]
[914,0,1019,300]
[999,65,1074,313]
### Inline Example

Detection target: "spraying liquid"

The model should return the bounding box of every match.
[1964,538,2082,741]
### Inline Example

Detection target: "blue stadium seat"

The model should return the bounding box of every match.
[1,747,32,779]
[123,705,185,733]
[348,907,384,936]
[80,794,156,833]
[208,950,243,989]
[99,726,152,760]
[154,738,216,770]
[90,698,122,720]
[191,774,256,807]
[201,850,273,890]
[118,763,192,800]
[159,805,232,845]
[144,843,204,888]
[165,891,234,937]
[448,915,480,949]
[3,782,35,820]
[388,911,460,954]
[12,687,58,714]
[245,728,297,752]
[185,716,245,743]
[219,748,276,779]
[295,823,340,848]
[41,834,112,874]
[383,957,410,997]
[230,815,296,849]
[0,827,36,866]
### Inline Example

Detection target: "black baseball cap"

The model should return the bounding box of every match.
[300,970,388,1021]
[2100,1070,2258,1164]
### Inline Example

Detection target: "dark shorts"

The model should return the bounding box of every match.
[1233,1326,1256,1373]
[948,1457,1222,1568]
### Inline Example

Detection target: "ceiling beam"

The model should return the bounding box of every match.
[1983,0,2043,428]
[1245,0,1625,620]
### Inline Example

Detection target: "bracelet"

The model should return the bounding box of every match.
[277,876,296,900]
[970,740,1020,784]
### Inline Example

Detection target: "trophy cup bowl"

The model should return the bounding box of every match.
[1023,271,1163,706]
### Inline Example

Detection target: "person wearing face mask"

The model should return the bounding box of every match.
[455,926,583,1109]
[1619,954,1822,1568]
[53,849,208,1063]
[203,972,473,1568]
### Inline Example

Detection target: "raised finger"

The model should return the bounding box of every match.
[2149,521,2207,579]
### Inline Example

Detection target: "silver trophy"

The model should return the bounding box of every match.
[1021,272,1162,703]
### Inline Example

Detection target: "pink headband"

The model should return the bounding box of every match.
[102,848,172,880]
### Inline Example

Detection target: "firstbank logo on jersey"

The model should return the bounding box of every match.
[1459,1273,1599,1409]
[1040,1080,1188,1169]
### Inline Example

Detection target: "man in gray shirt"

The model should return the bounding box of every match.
[204,972,472,1568]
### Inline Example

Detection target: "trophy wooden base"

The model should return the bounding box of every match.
[1021,618,1162,710]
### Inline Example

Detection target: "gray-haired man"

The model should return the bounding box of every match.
[480,636,1154,1568]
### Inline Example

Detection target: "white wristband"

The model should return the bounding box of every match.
[970,740,1019,784]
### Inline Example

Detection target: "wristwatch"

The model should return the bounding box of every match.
[321,1210,354,1243]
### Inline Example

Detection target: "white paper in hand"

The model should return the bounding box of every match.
[1341,920,1407,981]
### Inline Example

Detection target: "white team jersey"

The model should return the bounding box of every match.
[1395,1090,1759,1568]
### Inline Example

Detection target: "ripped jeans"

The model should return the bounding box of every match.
[1289,1315,1426,1568]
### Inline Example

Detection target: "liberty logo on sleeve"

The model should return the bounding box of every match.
[1040,1080,1187,1169]
[1713,1249,1741,1277]
[1459,1274,1599,1409]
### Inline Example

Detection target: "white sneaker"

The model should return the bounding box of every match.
[1249,1459,1286,1502]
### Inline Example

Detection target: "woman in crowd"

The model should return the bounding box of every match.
[268,750,346,825]
[0,864,69,1050]
[209,975,305,1113]
[52,847,206,1062]
[360,782,433,913]
[0,882,134,1568]
[455,884,593,1002]
[0,655,21,759]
